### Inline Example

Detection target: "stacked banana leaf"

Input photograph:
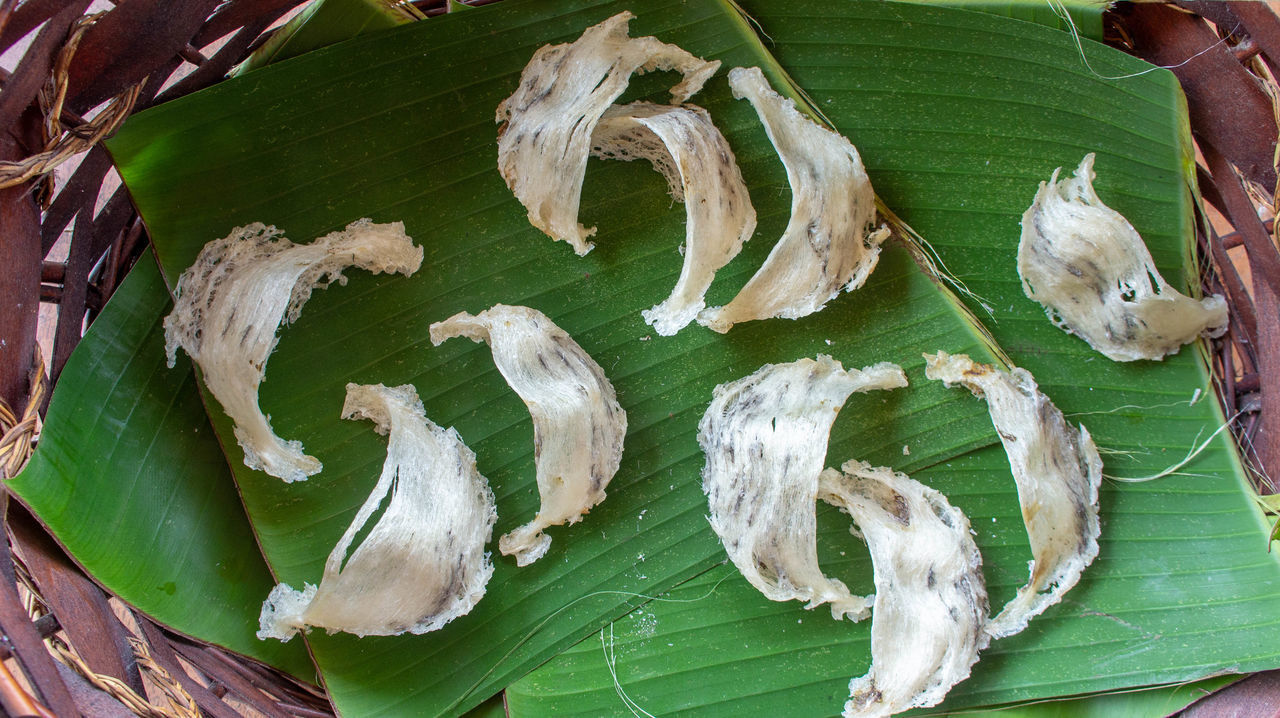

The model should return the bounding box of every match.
[12,1,1280,716]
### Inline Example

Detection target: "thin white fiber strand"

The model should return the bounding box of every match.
[601,623,658,718]
[1047,0,1235,81]
[447,568,736,713]
[1105,413,1241,483]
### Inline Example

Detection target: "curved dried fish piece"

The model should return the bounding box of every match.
[257,383,496,641]
[163,219,423,482]
[591,101,756,335]
[496,11,720,255]
[430,305,627,566]
[698,67,888,333]
[924,351,1102,640]
[699,356,908,619]
[1018,153,1227,361]
[818,460,989,718]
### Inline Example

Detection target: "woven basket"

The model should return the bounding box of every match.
[0,1,1276,715]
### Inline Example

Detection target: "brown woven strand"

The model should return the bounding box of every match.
[0,346,46,481]
[51,642,173,718]
[0,657,54,718]
[0,12,144,194]
[13,556,200,718]
[123,638,201,718]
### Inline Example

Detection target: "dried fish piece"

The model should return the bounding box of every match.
[699,356,908,619]
[1018,153,1227,361]
[924,351,1102,639]
[163,219,423,482]
[818,460,989,718]
[698,67,888,333]
[257,383,496,641]
[496,11,720,255]
[591,101,756,335]
[430,305,627,566]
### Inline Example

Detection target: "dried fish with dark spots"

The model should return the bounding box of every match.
[496,11,720,255]
[818,460,989,718]
[699,67,888,333]
[163,219,423,482]
[924,351,1102,639]
[1018,153,1227,361]
[257,383,495,640]
[430,305,627,566]
[591,101,756,335]
[699,356,908,619]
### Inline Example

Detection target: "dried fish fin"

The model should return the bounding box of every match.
[592,102,756,335]
[496,11,720,255]
[699,356,908,619]
[163,219,423,482]
[924,351,1102,639]
[430,305,627,566]
[1018,153,1227,361]
[699,67,888,333]
[257,383,496,640]
[818,460,989,718]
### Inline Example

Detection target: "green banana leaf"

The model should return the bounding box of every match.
[231,0,418,76]
[512,562,1241,717]
[466,694,508,718]
[896,0,1105,38]
[6,0,433,684]
[7,259,313,677]
[107,4,1002,716]
[958,674,1242,718]
[50,0,1276,716]
[504,1,1280,716]
[6,0,1079,693]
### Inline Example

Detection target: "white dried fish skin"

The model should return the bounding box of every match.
[163,219,423,482]
[430,305,627,566]
[1018,153,1227,361]
[496,11,720,255]
[818,460,989,718]
[257,383,496,640]
[699,356,908,620]
[591,101,756,335]
[924,351,1102,640]
[698,67,888,333]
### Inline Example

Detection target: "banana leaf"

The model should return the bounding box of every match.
[231,0,418,76]
[107,5,1000,716]
[9,0,1078,689]
[959,674,1242,718]
[896,0,1106,38]
[504,2,1280,715]
[7,259,313,677]
[72,0,1280,715]
[5,0,433,684]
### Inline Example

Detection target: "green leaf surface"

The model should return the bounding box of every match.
[960,674,1242,718]
[231,0,415,77]
[892,0,1105,40]
[511,558,1241,717]
[97,0,1280,716]
[7,259,313,678]
[464,694,509,718]
[504,1,1280,716]
[107,1,1002,715]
